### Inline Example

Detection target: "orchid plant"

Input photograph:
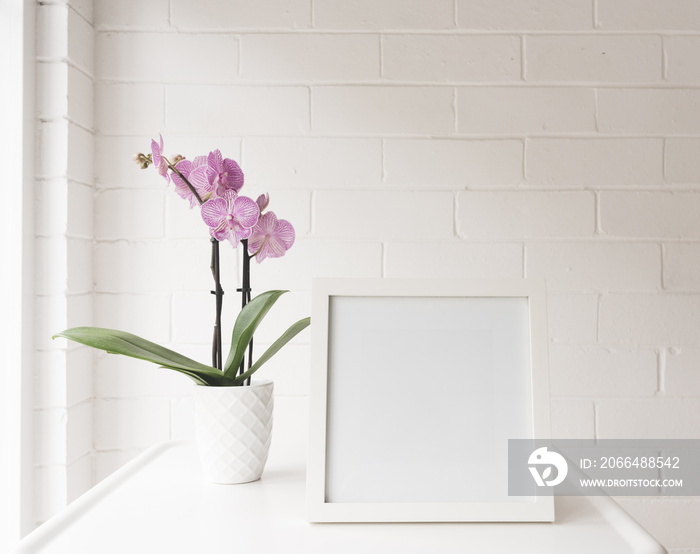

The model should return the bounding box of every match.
[54,135,310,386]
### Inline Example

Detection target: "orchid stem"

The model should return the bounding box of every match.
[210,239,224,371]
[238,239,253,385]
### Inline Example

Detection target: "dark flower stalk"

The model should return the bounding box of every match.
[238,239,253,385]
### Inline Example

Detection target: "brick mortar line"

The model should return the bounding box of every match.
[37,117,94,137]
[594,191,603,235]
[306,186,700,192]
[91,134,700,144]
[91,131,700,139]
[33,450,94,471]
[93,27,700,36]
[91,186,700,194]
[593,399,600,440]
[661,244,668,290]
[41,1,95,29]
[97,79,700,88]
[593,0,599,29]
[551,395,694,399]
[35,176,93,188]
[32,396,93,415]
[35,232,94,242]
[36,57,95,81]
[69,4,94,30]
[91,236,700,244]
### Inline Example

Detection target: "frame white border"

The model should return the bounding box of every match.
[307,278,553,523]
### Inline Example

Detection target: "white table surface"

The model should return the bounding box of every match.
[15,440,667,554]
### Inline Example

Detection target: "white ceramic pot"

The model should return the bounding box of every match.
[194,379,274,484]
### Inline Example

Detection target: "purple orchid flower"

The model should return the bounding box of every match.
[150,134,170,183]
[201,190,259,247]
[248,211,295,263]
[207,149,244,197]
[171,156,211,207]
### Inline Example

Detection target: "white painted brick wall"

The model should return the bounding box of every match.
[243,138,382,188]
[599,294,700,345]
[170,0,311,30]
[665,37,700,83]
[548,346,658,397]
[382,35,521,82]
[666,138,700,184]
[384,139,523,186]
[27,0,700,549]
[313,191,454,240]
[96,32,239,83]
[596,0,700,30]
[600,192,700,238]
[456,0,593,30]
[547,294,599,344]
[94,0,170,31]
[313,0,454,30]
[525,242,661,292]
[241,34,379,82]
[663,244,700,291]
[526,138,663,187]
[312,86,455,135]
[170,86,310,135]
[665,347,700,397]
[598,89,700,134]
[33,0,95,530]
[457,191,596,238]
[385,242,523,279]
[458,88,596,134]
[524,35,663,82]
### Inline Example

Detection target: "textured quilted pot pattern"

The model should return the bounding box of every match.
[194,380,274,484]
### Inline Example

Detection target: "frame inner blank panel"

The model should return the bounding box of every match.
[324,295,533,504]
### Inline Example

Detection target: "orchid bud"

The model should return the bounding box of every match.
[133,152,152,169]
[172,154,185,165]
[256,193,270,213]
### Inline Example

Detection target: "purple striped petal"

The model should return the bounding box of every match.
[275,218,295,249]
[171,173,197,207]
[201,197,228,228]
[235,225,253,240]
[175,159,194,177]
[208,149,223,172]
[189,165,215,195]
[151,134,164,165]
[249,211,295,263]
[220,158,244,192]
[209,222,232,243]
[232,195,260,229]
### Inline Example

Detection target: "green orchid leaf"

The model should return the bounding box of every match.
[158,366,209,386]
[158,365,235,387]
[233,317,310,385]
[53,327,227,385]
[223,290,288,380]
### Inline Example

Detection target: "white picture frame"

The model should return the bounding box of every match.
[306,278,553,523]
